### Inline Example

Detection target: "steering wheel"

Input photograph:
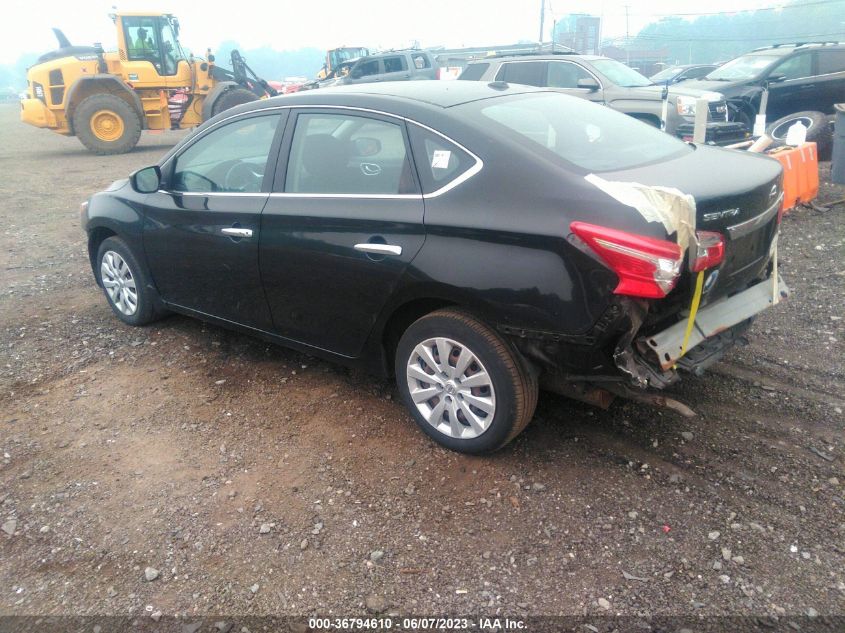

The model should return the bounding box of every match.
[222,161,263,192]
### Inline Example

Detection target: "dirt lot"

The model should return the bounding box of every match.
[1,103,844,627]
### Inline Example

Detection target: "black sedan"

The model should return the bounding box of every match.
[82,81,788,453]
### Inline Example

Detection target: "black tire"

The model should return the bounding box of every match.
[395,308,538,454]
[73,93,142,155]
[766,110,833,160]
[95,237,164,326]
[211,87,258,117]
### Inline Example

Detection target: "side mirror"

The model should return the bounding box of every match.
[130,165,161,193]
[577,77,600,91]
[352,136,382,157]
[767,73,787,84]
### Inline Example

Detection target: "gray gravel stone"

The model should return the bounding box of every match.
[144,567,160,581]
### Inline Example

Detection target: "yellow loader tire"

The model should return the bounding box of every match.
[73,94,142,155]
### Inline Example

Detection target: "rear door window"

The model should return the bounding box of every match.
[459,63,489,81]
[283,112,417,195]
[383,56,408,74]
[771,52,813,79]
[816,50,845,74]
[495,62,546,87]
[408,126,476,194]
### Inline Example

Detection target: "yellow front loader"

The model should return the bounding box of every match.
[20,12,277,154]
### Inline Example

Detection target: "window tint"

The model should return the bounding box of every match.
[171,115,281,193]
[355,59,381,77]
[546,62,593,88]
[412,53,431,70]
[772,53,812,79]
[285,113,416,195]
[408,126,475,194]
[817,50,845,74]
[458,63,489,81]
[495,62,546,87]
[383,56,408,73]
[460,92,690,172]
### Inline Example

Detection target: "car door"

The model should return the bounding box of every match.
[259,108,425,356]
[142,111,286,329]
[765,51,817,120]
[545,60,604,103]
[814,49,845,113]
[381,55,412,81]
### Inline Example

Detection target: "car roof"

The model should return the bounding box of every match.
[255,81,544,109]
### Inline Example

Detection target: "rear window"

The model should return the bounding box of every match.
[458,92,691,172]
[458,63,489,81]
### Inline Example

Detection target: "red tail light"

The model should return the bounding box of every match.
[570,222,683,299]
[690,230,725,272]
[436,67,442,80]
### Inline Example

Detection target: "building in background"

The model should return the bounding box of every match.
[553,14,601,55]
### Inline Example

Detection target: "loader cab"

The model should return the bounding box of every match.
[116,13,189,82]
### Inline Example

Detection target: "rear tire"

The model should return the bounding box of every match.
[96,237,164,326]
[395,308,538,454]
[211,88,258,117]
[766,111,832,160]
[73,94,142,155]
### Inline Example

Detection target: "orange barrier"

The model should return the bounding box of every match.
[769,142,818,213]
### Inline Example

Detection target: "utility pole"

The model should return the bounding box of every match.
[625,4,630,65]
[539,0,545,43]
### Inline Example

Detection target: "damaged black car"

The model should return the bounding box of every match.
[81,81,788,454]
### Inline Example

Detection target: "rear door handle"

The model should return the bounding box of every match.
[354,243,402,256]
[221,227,253,238]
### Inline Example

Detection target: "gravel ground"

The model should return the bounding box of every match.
[1,104,844,628]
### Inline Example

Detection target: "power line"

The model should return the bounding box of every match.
[606,31,844,43]
[624,0,845,18]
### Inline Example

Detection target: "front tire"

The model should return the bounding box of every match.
[73,94,142,155]
[395,309,538,454]
[96,237,162,326]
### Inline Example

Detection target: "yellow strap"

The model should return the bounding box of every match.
[679,270,705,358]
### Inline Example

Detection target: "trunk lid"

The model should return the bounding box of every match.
[600,144,783,304]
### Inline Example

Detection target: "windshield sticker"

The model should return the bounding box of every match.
[431,150,451,169]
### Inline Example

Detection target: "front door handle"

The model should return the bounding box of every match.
[221,227,253,238]
[354,243,402,256]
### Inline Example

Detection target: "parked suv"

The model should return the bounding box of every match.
[328,49,437,86]
[458,53,748,144]
[682,42,845,156]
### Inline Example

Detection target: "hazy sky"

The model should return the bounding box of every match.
[2,0,784,64]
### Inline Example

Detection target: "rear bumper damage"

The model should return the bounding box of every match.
[620,273,789,389]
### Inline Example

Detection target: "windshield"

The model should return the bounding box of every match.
[706,54,780,80]
[330,47,369,67]
[591,59,652,87]
[649,66,683,82]
[458,92,691,172]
